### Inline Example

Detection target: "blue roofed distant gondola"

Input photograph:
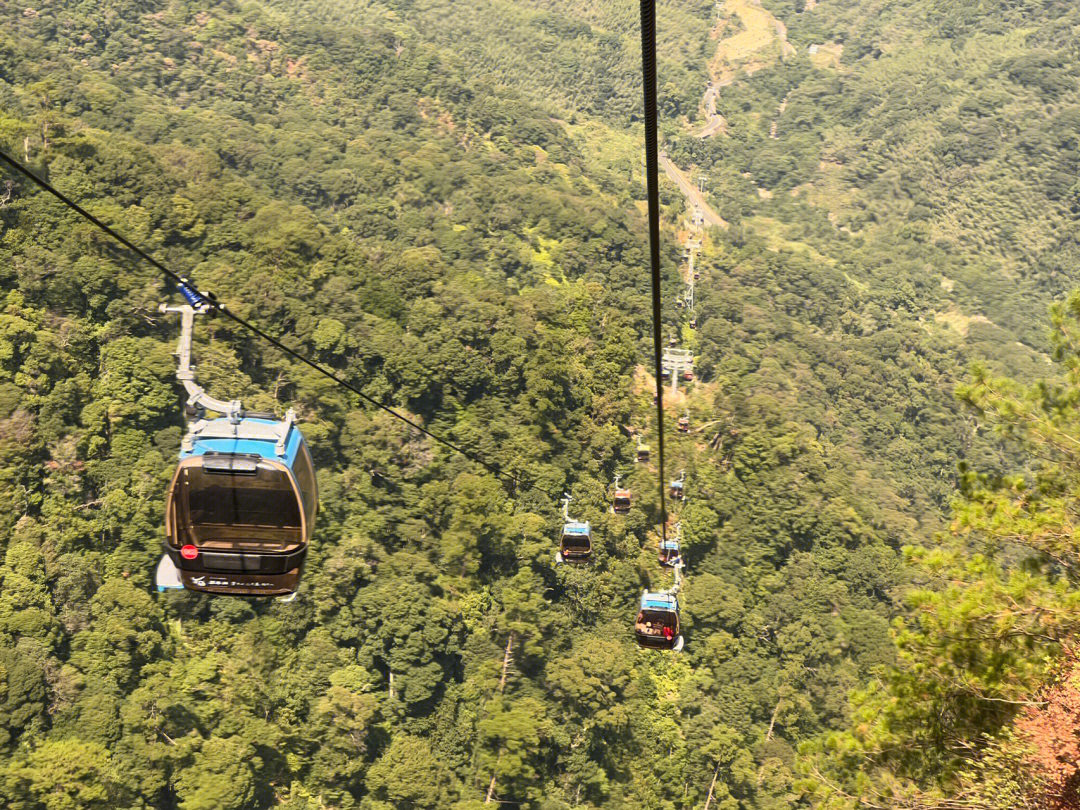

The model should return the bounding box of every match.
[635,591,683,651]
[669,471,685,501]
[557,520,593,564]
[658,537,681,567]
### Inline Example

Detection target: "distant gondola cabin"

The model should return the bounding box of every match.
[613,489,632,514]
[659,538,681,567]
[163,415,317,597]
[635,591,683,651]
[558,521,592,563]
[669,479,684,501]
[677,416,690,433]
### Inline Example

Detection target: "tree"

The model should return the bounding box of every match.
[174,737,260,810]
[364,735,460,808]
[0,642,48,751]
[806,292,1080,806]
[0,740,130,810]
[69,579,166,690]
[306,684,379,800]
[476,697,552,803]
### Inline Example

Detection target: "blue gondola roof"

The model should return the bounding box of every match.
[660,539,680,550]
[640,592,678,611]
[181,417,305,468]
[562,521,591,535]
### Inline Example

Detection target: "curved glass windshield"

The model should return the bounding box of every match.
[562,533,590,551]
[172,458,303,550]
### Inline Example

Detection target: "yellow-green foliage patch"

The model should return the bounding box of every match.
[809,42,843,70]
[710,0,792,80]
[933,307,993,337]
[749,216,836,265]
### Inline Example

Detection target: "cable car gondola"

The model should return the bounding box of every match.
[659,537,681,567]
[677,414,690,433]
[635,591,684,651]
[556,495,592,564]
[156,300,317,598]
[636,440,651,464]
[612,475,632,515]
[669,471,685,502]
[558,521,592,564]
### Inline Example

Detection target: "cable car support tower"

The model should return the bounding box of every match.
[662,348,694,395]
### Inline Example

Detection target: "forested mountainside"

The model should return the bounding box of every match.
[1,0,1079,808]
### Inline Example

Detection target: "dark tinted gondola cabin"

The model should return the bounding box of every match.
[658,538,681,567]
[669,478,684,501]
[558,521,592,563]
[677,415,690,433]
[635,591,683,651]
[689,317,697,329]
[613,489,632,515]
[636,442,651,463]
[162,414,317,597]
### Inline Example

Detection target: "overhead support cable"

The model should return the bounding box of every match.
[638,0,669,541]
[0,149,522,490]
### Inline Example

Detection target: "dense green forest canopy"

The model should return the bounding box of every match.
[1,0,1079,807]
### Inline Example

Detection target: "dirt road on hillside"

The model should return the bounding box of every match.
[659,153,728,229]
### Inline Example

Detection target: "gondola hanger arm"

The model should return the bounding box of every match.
[160,303,243,423]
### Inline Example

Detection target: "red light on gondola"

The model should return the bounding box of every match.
[181,545,199,560]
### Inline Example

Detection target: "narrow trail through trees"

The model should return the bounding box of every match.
[769,91,791,139]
